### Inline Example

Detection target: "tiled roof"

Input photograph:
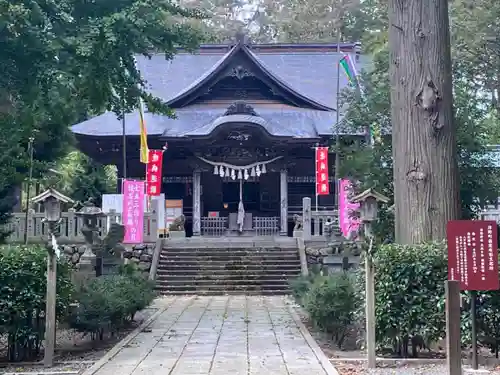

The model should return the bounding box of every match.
[135,47,369,110]
[72,105,360,138]
[72,42,369,139]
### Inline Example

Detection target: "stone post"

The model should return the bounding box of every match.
[193,169,201,236]
[280,169,288,236]
[150,198,159,240]
[302,197,311,241]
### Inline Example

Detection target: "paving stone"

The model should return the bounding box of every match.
[94,364,138,375]
[90,296,335,375]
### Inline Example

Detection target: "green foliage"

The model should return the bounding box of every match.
[66,270,156,340]
[476,291,500,357]
[290,274,315,303]
[42,151,117,206]
[0,0,207,235]
[0,187,17,243]
[371,242,447,353]
[0,244,73,361]
[300,272,357,349]
[339,41,500,241]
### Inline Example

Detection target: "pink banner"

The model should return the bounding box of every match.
[122,180,145,244]
[338,179,361,239]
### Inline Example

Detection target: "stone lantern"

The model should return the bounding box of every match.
[76,198,125,277]
[76,198,106,234]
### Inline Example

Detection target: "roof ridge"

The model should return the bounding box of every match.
[146,42,361,55]
[163,46,237,106]
[162,42,335,111]
[244,48,334,110]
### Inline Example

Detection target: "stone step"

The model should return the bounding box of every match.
[158,262,300,270]
[160,250,299,257]
[157,262,300,269]
[156,273,299,283]
[157,273,299,280]
[158,259,300,270]
[161,248,298,252]
[162,250,299,257]
[156,268,301,275]
[163,238,298,249]
[159,255,300,264]
[154,284,291,294]
[156,279,289,289]
[155,244,301,296]
[156,289,291,296]
[158,257,300,264]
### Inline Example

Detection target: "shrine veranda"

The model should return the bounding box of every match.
[71,38,368,237]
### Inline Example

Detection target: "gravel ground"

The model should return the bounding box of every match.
[333,361,500,375]
[0,307,158,373]
[289,300,500,375]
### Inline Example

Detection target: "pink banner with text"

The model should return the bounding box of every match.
[338,179,360,238]
[122,180,145,244]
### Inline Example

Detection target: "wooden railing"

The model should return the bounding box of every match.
[200,216,280,237]
[201,217,228,236]
[5,210,158,244]
[253,217,279,236]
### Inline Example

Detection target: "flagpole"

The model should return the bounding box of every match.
[334,27,341,209]
[122,98,127,180]
[315,146,319,212]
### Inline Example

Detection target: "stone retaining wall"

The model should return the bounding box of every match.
[304,238,362,273]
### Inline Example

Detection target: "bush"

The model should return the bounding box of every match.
[476,291,500,357]
[66,267,156,340]
[290,265,324,304]
[303,272,358,349]
[371,241,447,357]
[0,244,73,361]
[290,275,313,303]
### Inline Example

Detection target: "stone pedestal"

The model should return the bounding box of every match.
[293,229,303,238]
[169,230,186,238]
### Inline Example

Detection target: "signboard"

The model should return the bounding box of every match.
[122,180,145,244]
[447,220,499,291]
[165,199,183,230]
[315,147,330,195]
[338,179,361,238]
[146,150,163,196]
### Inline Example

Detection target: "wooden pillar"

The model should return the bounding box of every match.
[43,250,57,367]
[446,280,462,375]
[365,252,376,368]
[192,170,201,236]
[116,164,123,193]
[302,197,311,240]
[280,169,288,236]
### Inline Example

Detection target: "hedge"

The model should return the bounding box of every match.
[0,244,73,361]
[65,263,156,340]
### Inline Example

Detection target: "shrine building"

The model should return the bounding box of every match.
[71,36,368,237]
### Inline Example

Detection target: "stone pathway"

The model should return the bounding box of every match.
[87,296,337,375]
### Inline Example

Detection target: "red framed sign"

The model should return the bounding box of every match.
[315,147,329,195]
[146,150,163,196]
[447,220,499,291]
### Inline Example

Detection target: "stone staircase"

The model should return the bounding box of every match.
[155,241,301,295]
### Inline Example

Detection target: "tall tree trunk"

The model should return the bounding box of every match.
[389,0,460,244]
